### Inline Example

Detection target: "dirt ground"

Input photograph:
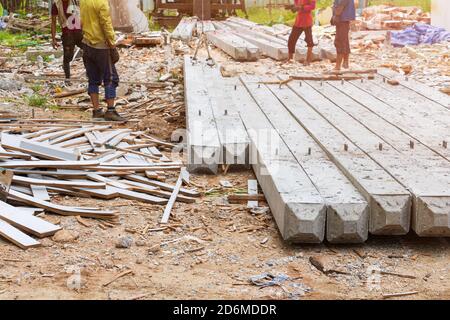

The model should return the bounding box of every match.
[0,39,449,300]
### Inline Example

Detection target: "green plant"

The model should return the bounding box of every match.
[29,84,43,93]
[368,0,430,12]
[237,7,297,26]
[238,0,430,26]
[0,31,41,48]
[148,16,162,31]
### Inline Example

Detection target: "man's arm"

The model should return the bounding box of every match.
[98,0,115,48]
[51,15,59,49]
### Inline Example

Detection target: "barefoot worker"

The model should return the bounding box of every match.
[331,0,356,70]
[287,0,316,64]
[80,0,125,121]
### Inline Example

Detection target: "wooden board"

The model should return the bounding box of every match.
[50,126,110,145]
[1,133,78,161]
[0,200,60,237]
[0,160,100,169]
[120,179,196,203]
[8,189,116,219]
[160,170,183,224]
[0,219,40,249]
[13,175,106,189]
[126,174,200,198]
[30,185,50,201]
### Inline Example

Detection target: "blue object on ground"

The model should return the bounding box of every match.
[391,23,450,47]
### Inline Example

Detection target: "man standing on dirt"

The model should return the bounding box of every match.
[51,0,83,82]
[80,0,125,121]
[332,0,355,70]
[287,0,316,65]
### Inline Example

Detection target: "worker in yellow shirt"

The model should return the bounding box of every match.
[80,0,125,121]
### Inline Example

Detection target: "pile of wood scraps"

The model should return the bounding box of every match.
[0,123,200,250]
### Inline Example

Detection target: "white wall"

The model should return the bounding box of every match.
[431,0,450,31]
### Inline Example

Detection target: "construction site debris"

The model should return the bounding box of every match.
[390,23,450,47]
[0,123,199,249]
[5,14,51,33]
[358,5,430,31]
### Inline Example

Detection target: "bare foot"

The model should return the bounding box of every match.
[343,61,349,69]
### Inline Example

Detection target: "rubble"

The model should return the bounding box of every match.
[358,5,431,30]
[5,14,51,33]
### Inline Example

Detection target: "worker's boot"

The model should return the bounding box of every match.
[104,108,127,122]
[92,108,105,120]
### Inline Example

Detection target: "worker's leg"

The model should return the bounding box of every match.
[334,22,348,71]
[82,45,104,119]
[287,26,302,62]
[304,27,314,65]
[343,54,350,69]
[103,54,125,122]
[335,54,343,71]
[61,33,75,80]
[341,21,351,69]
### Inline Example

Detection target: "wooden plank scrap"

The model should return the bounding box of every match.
[0,201,61,238]
[0,219,40,249]
[161,168,188,224]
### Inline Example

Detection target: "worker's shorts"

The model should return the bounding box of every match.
[82,44,119,100]
[288,26,314,54]
[334,21,351,55]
